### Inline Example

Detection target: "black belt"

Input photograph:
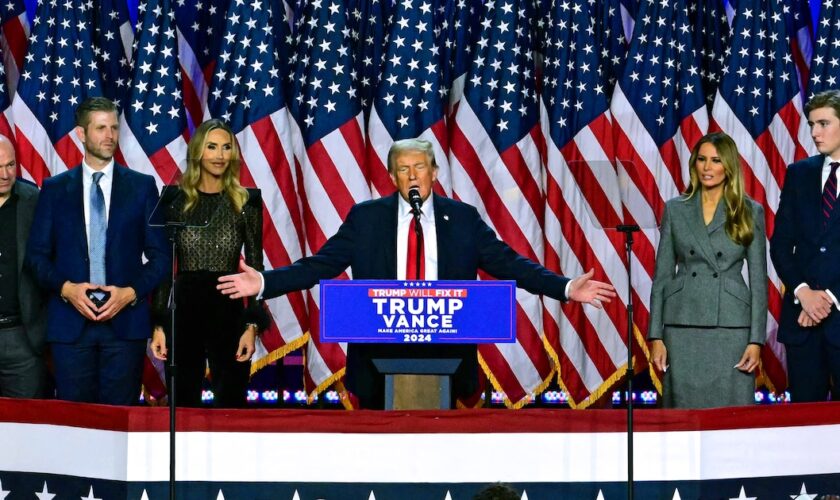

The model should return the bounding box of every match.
[0,315,22,329]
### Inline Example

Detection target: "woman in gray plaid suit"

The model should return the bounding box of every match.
[648,132,768,408]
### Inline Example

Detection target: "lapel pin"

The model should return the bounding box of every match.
[443,214,449,221]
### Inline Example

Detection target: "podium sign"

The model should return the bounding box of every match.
[319,280,516,344]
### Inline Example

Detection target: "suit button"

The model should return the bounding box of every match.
[717,252,722,257]
[691,272,697,277]
[713,273,719,278]
[820,247,827,253]
[690,250,695,255]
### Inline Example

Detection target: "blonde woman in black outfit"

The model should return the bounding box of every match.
[151,119,266,407]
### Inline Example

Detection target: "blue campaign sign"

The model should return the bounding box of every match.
[319,280,517,344]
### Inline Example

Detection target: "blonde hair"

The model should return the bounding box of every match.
[180,119,248,213]
[684,132,754,246]
[386,138,437,174]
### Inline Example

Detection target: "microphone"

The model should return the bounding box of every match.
[408,187,423,219]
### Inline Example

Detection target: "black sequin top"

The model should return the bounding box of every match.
[152,187,267,330]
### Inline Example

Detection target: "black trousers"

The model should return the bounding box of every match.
[171,272,250,408]
[785,327,840,403]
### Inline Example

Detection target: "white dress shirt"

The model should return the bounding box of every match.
[395,192,438,280]
[82,159,115,249]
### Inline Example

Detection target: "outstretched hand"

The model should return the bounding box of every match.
[567,269,616,308]
[217,261,262,299]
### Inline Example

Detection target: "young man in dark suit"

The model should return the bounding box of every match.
[771,89,840,402]
[218,138,615,408]
[0,135,47,398]
[26,97,169,405]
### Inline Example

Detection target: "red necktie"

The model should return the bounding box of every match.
[406,215,425,279]
[823,162,839,228]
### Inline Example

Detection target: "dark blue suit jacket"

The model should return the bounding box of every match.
[25,164,170,343]
[263,193,570,402]
[771,154,840,346]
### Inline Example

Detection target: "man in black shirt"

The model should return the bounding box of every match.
[0,134,46,398]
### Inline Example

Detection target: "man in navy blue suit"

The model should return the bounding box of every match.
[218,138,614,408]
[26,97,169,405]
[771,89,840,403]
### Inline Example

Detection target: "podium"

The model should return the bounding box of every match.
[320,280,517,409]
[372,358,462,409]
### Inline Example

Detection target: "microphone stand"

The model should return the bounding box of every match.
[149,186,211,500]
[165,221,185,500]
[616,223,639,500]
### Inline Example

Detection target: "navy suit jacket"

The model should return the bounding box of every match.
[263,193,570,400]
[770,154,840,346]
[25,164,170,343]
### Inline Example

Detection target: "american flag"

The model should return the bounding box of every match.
[347,0,392,120]
[539,0,629,407]
[11,0,103,184]
[4,0,832,406]
[119,0,188,186]
[0,53,13,161]
[118,0,190,402]
[690,0,731,107]
[448,0,551,407]
[92,0,133,108]
[286,0,369,401]
[806,2,840,98]
[208,0,310,377]
[786,0,814,100]
[438,0,477,114]
[174,0,226,130]
[608,0,708,397]
[711,0,816,393]
[0,0,28,97]
[594,0,630,95]
[366,0,451,198]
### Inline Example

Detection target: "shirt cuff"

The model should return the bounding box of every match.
[793,283,808,304]
[256,272,266,300]
[826,289,840,311]
[564,279,572,302]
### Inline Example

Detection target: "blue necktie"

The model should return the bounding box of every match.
[89,171,107,286]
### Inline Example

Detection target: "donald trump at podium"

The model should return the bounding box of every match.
[218,138,614,408]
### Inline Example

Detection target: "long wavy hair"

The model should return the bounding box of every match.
[683,132,754,246]
[180,119,248,214]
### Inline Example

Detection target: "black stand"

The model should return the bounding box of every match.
[616,224,639,500]
[148,186,211,500]
[165,227,182,500]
